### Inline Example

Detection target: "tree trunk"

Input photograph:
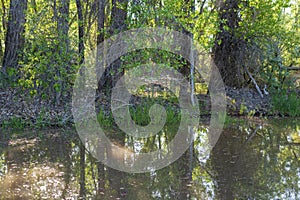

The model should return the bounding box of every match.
[76,0,84,65]
[0,25,3,62]
[98,0,127,96]
[79,142,86,198]
[57,0,70,55]
[95,0,105,99]
[0,0,7,62]
[2,0,28,79]
[213,0,245,88]
[53,0,70,105]
[97,0,105,46]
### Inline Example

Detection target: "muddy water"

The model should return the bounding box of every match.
[0,118,299,199]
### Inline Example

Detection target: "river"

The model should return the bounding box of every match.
[0,118,299,199]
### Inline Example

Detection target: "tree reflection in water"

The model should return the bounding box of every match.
[0,119,299,199]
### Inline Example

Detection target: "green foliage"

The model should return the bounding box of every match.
[271,89,300,117]
[130,99,181,126]
[97,109,114,128]
[224,116,246,126]
[96,98,181,129]
[1,117,29,130]
[239,102,248,115]
[0,0,299,129]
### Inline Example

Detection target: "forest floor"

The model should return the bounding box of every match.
[0,86,297,128]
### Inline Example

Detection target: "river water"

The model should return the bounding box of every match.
[0,118,299,199]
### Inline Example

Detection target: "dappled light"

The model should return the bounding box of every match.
[0,119,300,199]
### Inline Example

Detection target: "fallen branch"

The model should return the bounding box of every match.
[244,66,264,98]
[288,66,300,70]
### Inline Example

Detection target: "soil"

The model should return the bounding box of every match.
[0,86,282,126]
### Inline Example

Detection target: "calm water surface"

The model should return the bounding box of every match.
[0,118,299,199]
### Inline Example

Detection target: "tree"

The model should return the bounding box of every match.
[2,0,28,80]
[76,0,85,65]
[53,0,70,105]
[213,0,246,88]
[98,0,128,96]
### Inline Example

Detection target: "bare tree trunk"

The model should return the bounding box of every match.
[2,0,28,79]
[76,0,84,65]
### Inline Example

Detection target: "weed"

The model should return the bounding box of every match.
[271,89,300,117]
[1,117,28,130]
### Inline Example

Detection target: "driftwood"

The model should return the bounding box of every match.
[244,66,264,98]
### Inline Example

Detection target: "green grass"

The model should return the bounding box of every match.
[271,90,300,117]
[1,112,70,130]
[97,109,114,128]
[224,115,246,126]
[96,98,181,129]
[1,117,29,130]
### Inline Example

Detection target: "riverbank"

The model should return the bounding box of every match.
[0,86,298,129]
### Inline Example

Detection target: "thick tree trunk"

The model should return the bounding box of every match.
[213,0,245,88]
[2,0,28,79]
[179,0,195,103]
[98,0,127,96]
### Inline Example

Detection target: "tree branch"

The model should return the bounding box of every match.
[244,66,264,98]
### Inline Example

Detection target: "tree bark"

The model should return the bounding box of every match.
[53,0,70,105]
[79,142,86,198]
[57,0,70,55]
[213,0,245,88]
[97,0,105,46]
[2,0,28,78]
[98,0,127,96]
[76,0,84,65]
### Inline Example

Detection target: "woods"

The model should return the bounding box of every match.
[0,1,300,198]
[2,0,27,80]
[0,0,299,125]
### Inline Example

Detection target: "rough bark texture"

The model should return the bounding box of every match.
[2,0,28,77]
[53,0,70,105]
[57,0,70,54]
[98,0,127,96]
[213,0,245,88]
[97,0,105,46]
[76,0,84,65]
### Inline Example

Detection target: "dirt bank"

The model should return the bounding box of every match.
[0,86,275,126]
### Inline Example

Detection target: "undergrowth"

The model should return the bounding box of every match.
[271,89,300,117]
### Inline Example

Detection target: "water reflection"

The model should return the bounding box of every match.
[0,119,299,199]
